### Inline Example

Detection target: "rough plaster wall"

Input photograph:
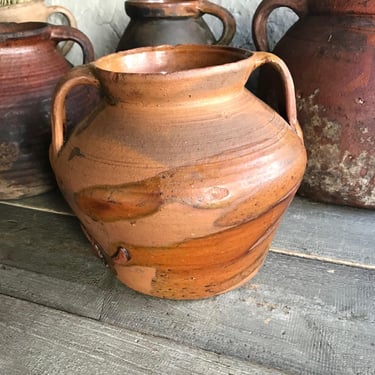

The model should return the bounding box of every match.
[45,0,297,64]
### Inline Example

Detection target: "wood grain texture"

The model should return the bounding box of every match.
[273,196,375,266]
[0,188,73,216]
[0,203,106,283]
[0,264,107,320]
[0,294,284,375]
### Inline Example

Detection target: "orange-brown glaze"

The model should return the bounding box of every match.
[75,177,163,222]
[50,45,306,299]
[111,195,291,299]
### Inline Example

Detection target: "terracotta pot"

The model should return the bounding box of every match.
[253,0,375,208]
[0,22,96,199]
[50,45,306,300]
[116,0,236,50]
[0,0,77,55]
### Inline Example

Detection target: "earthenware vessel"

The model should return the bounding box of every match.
[50,45,306,300]
[0,0,77,55]
[0,22,95,199]
[253,0,375,208]
[117,0,236,50]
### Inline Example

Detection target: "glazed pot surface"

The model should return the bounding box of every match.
[0,0,77,55]
[50,45,306,299]
[253,0,375,208]
[0,22,95,199]
[117,0,236,50]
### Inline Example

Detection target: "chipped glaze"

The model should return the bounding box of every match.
[253,0,375,208]
[50,45,306,299]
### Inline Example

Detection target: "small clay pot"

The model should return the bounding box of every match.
[0,22,96,199]
[117,0,236,50]
[0,0,77,55]
[50,45,306,300]
[253,0,375,208]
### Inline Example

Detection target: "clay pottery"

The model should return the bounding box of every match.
[0,0,77,55]
[50,45,306,300]
[0,22,95,199]
[253,0,375,208]
[116,0,236,50]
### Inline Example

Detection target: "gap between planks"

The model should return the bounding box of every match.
[1,199,374,272]
[0,200,74,217]
[270,247,375,271]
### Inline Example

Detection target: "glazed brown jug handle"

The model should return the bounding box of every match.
[48,25,94,64]
[252,0,308,51]
[197,0,236,45]
[249,51,303,141]
[51,65,100,157]
[45,5,78,55]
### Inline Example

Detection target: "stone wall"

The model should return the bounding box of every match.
[45,0,297,64]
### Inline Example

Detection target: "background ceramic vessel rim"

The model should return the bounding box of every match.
[126,0,201,5]
[125,0,208,13]
[0,21,56,40]
[92,44,254,77]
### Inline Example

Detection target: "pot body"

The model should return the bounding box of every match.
[0,22,95,199]
[117,0,236,50]
[0,0,77,55]
[50,45,306,299]
[253,0,375,208]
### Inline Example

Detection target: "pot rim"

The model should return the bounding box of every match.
[92,44,253,78]
[125,0,207,18]
[0,21,49,41]
[126,0,197,3]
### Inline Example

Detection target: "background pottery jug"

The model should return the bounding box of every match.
[50,45,306,300]
[0,0,77,55]
[116,0,236,50]
[253,0,375,208]
[0,22,95,199]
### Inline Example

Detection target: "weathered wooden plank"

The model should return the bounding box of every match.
[273,197,375,267]
[0,204,107,284]
[0,188,73,216]
[0,295,284,375]
[0,203,113,319]
[1,192,374,267]
[0,264,108,320]
[101,253,375,375]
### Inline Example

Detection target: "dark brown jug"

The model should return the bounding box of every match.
[253,0,375,208]
[116,0,236,50]
[0,22,96,199]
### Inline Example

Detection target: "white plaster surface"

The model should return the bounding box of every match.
[45,0,297,64]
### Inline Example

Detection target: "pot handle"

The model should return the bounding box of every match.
[252,0,308,51]
[197,0,236,45]
[51,65,100,158]
[249,51,303,141]
[48,25,94,64]
[45,5,78,55]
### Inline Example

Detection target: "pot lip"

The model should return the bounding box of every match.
[0,21,49,40]
[125,0,203,18]
[126,0,198,4]
[92,44,253,78]
[127,0,197,3]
